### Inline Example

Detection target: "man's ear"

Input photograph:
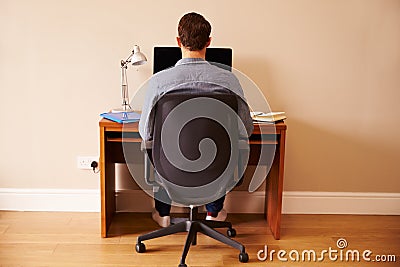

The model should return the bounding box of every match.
[206,37,212,47]
[176,37,182,47]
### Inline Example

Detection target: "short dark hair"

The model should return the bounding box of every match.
[178,12,211,51]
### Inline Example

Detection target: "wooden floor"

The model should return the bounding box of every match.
[0,211,399,266]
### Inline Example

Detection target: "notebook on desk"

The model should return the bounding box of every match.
[251,111,287,123]
[100,111,141,123]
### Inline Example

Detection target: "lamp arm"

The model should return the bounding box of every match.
[119,51,135,110]
[113,45,145,112]
[121,59,129,68]
[121,50,135,67]
[119,50,137,108]
[120,60,131,110]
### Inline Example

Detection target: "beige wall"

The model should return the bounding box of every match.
[1,0,399,193]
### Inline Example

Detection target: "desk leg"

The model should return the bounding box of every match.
[265,131,286,240]
[100,127,116,237]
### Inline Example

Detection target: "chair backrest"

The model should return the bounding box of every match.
[151,91,240,206]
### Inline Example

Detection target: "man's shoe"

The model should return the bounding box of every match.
[205,209,227,221]
[152,209,170,227]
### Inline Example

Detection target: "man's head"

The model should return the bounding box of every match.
[177,12,211,51]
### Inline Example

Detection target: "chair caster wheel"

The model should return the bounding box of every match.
[227,228,236,237]
[239,252,249,263]
[178,264,187,267]
[135,242,146,253]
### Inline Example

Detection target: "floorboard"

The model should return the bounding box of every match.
[0,211,399,266]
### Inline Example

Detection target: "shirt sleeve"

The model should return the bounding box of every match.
[139,78,158,141]
[238,97,254,137]
[228,73,254,138]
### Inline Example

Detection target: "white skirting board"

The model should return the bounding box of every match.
[282,191,400,215]
[0,188,100,212]
[0,188,399,215]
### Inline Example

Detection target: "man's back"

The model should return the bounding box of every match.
[151,58,241,94]
[139,58,253,141]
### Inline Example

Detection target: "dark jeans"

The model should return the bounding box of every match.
[154,187,225,217]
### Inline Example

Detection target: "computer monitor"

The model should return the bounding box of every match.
[153,47,232,74]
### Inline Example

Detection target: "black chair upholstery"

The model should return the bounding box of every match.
[136,92,249,266]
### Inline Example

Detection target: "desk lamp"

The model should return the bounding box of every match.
[113,45,147,112]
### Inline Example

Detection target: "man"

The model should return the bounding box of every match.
[139,12,253,227]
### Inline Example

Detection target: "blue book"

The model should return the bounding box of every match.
[100,111,141,123]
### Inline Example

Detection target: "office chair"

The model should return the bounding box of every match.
[135,92,249,267]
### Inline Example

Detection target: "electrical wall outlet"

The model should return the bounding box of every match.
[77,156,98,170]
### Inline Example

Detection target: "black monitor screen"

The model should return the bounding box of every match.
[153,47,232,74]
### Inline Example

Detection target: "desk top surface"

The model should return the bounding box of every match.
[99,119,286,134]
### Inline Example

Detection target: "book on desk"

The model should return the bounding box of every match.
[251,111,287,123]
[100,111,141,123]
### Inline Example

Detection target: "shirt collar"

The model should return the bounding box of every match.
[175,58,210,66]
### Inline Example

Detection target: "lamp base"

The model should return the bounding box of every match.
[111,102,133,113]
[111,107,134,113]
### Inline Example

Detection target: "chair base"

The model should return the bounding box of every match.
[136,219,248,266]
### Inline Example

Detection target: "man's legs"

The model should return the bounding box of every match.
[153,188,171,227]
[205,195,225,215]
[155,199,171,216]
[154,188,227,225]
[205,195,227,221]
[154,188,171,216]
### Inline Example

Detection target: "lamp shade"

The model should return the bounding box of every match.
[130,45,147,65]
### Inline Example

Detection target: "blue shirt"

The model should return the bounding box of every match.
[139,58,253,141]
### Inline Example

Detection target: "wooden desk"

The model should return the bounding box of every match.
[99,119,287,239]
